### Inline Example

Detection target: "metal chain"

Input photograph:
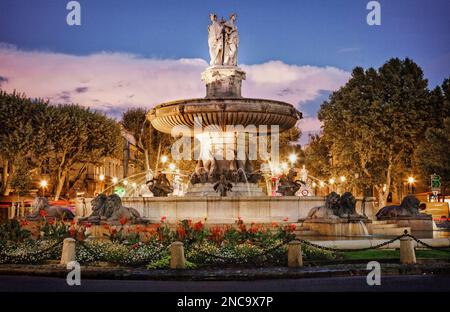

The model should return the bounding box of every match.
[405,234,450,252]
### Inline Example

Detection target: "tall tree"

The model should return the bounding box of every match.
[43,104,122,200]
[318,58,431,207]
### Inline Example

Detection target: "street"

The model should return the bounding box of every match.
[0,274,449,292]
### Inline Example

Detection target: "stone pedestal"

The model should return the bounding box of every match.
[302,218,371,237]
[170,241,186,269]
[60,238,76,265]
[400,236,416,264]
[201,66,246,98]
[288,240,303,267]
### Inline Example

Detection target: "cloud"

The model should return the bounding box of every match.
[337,47,361,53]
[0,44,350,132]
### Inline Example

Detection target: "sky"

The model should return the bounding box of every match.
[0,0,449,144]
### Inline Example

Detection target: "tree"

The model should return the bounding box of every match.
[121,108,172,173]
[0,91,46,195]
[42,105,122,200]
[318,58,432,207]
[303,134,331,182]
[414,77,450,194]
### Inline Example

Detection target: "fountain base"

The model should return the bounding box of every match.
[185,182,266,197]
[303,218,371,237]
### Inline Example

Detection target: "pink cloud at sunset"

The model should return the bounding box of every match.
[0,44,350,136]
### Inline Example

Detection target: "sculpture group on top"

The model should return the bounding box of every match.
[208,13,239,66]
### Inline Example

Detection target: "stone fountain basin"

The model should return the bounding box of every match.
[148,98,301,134]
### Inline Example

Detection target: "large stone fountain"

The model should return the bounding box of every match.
[118,14,375,228]
[148,13,301,197]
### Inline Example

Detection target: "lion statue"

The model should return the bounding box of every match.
[27,197,75,220]
[306,192,341,219]
[336,192,364,218]
[376,195,428,219]
[80,194,142,224]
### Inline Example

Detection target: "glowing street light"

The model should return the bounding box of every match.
[407,176,415,184]
[328,178,335,185]
[160,155,168,164]
[407,176,416,194]
[319,181,325,188]
[340,176,346,183]
[312,182,317,188]
[123,180,128,186]
[40,180,48,197]
[99,174,105,182]
[288,153,297,164]
[112,177,118,184]
[169,163,176,171]
[131,182,137,188]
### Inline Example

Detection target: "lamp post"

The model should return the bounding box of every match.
[40,180,48,197]
[407,176,415,194]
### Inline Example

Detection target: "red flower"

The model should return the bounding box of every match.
[193,221,204,232]
[271,221,278,228]
[47,219,55,225]
[69,227,76,237]
[19,219,29,227]
[135,225,142,232]
[285,224,296,232]
[103,224,110,230]
[39,210,47,217]
[282,217,289,222]
[85,223,92,228]
[119,216,128,225]
[110,228,118,235]
[160,216,167,222]
[176,226,186,240]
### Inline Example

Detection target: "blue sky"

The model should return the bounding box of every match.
[0,0,449,142]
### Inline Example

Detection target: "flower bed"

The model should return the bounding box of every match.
[0,217,335,267]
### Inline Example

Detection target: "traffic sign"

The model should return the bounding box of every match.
[431,174,441,194]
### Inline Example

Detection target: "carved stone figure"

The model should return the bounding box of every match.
[336,192,362,218]
[27,197,75,220]
[208,13,223,66]
[307,192,366,219]
[376,195,429,219]
[223,13,239,66]
[306,192,341,219]
[213,173,233,196]
[277,168,304,196]
[147,172,173,197]
[79,194,142,224]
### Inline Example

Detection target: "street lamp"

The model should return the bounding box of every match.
[328,178,335,185]
[340,176,346,183]
[99,174,105,182]
[161,155,168,164]
[288,153,297,165]
[40,180,47,197]
[123,180,128,186]
[169,163,176,171]
[112,177,118,185]
[407,176,415,194]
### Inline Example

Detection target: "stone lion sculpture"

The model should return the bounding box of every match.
[336,192,363,218]
[80,194,142,224]
[376,195,427,219]
[27,197,75,220]
[307,192,365,219]
[306,192,341,219]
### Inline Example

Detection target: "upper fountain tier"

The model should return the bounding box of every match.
[148,14,301,135]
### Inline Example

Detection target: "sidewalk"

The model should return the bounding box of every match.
[1,262,450,281]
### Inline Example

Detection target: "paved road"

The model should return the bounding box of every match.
[0,274,449,292]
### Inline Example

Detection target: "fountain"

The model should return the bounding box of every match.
[115,15,333,224]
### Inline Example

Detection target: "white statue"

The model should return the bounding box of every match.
[300,165,308,182]
[223,13,239,66]
[208,13,223,66]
